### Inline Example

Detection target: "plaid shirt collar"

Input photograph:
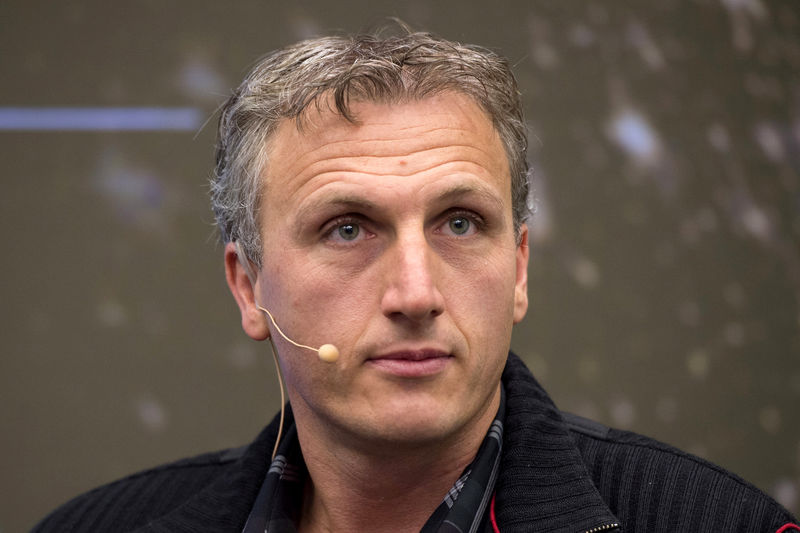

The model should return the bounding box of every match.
[243,386,506,533]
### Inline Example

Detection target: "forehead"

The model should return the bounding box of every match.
[261,92,510,210]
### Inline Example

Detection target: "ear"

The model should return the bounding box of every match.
[224,242,271,340]
[513,224,529,324]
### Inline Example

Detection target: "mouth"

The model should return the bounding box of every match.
[366,349,452,378]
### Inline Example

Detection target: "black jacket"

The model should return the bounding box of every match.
[34,354,798,532]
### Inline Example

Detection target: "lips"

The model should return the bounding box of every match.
[366,349,452,378]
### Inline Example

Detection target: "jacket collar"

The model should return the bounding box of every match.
[495,353,619,532]
[140,354,618,532]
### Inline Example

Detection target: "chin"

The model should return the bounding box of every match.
[349,409,466,449]
[360,427,455,451]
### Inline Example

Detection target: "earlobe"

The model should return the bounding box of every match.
[223,242,271,340]
[513,225,529,324]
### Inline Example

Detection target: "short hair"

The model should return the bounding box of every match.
[211,28,530,266]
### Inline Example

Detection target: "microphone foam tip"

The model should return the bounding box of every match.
[317,344,339,363]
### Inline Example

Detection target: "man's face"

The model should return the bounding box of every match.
[253,92,528,449]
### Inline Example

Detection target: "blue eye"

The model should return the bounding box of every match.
[448,217,471,235]
[337,223,360,241]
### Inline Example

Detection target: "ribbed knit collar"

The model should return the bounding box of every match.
[494,354,620,532]
[138,353,619,533]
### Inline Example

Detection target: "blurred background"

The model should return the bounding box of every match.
[2,0,799,530]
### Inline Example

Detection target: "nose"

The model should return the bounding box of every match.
[380,231,445,323]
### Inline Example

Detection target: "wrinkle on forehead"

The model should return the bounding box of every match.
[260,93,511,217]
[296,148,501,182]
[273,128,501,180]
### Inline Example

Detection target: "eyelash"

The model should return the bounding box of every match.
[322,215,369,244]
[440,209,485,235]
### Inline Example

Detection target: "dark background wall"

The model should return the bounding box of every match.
[2,1,799,531]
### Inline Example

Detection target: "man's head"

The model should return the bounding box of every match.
[211,29,530,267]
[218,29,530,452]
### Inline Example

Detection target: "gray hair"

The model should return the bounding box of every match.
[211,29,530,266]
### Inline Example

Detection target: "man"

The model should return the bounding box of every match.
[36,29,797,533]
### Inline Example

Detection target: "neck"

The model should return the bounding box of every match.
[300,445,469,533]
[293,387,500,533]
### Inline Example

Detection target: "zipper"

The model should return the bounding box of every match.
[583,523,620,533]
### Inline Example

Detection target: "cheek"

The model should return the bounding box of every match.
[457,255,518,337]
[266,251,337,309]
[282,258,376,356]
[289,263,368,318]
[451,252,518,311]
[287,245,377,303]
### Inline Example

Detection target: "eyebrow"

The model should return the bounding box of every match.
[300,194,379,214]
[294,194,379,231]
[433,183,506,212]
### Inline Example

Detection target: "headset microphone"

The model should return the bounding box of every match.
[255,304,340,363]
[233,241,339,460]
[234,241,339,363]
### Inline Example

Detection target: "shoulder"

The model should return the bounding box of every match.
[561,411,799,532]
[32,445,247,533]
